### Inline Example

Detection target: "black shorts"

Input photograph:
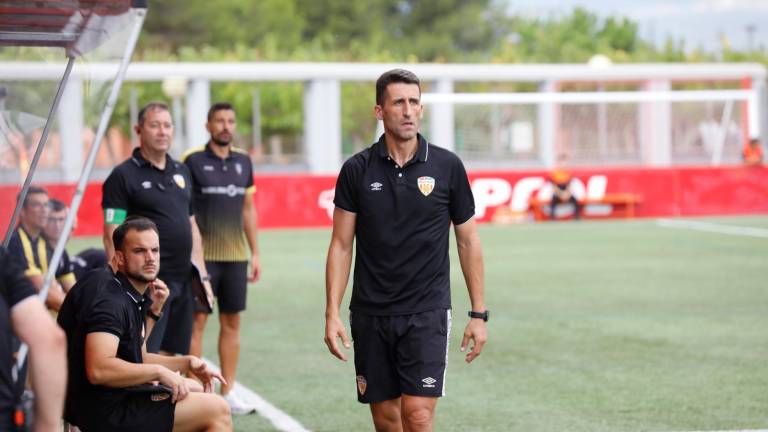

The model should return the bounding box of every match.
[75,391,175,432]
[350,309,452,404]
[198,261,248,314]
[146,278,193,354]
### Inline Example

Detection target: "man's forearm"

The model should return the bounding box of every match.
[243,197,259,256]
[325,243,352,318]
[456,228,485,311]
[103,223,117,262]
[144,353,191,374]
[88,358,165,387]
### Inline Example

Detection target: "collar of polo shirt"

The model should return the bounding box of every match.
[376,133,430,164]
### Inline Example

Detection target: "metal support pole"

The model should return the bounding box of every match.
[3,56,74,247]
[14,8,147,379]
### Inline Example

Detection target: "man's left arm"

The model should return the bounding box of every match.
[189,215,213,304]
[454,218,488,364]
[242,187,260,282]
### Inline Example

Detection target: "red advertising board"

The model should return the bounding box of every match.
[1,166,766,237]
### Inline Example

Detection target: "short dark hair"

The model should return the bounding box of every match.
[137,102,170,126]
[207,102,235,121]
[17,185,48,207]
[112,217,159,252]
[48,198,66,212]
[376,69,421,105]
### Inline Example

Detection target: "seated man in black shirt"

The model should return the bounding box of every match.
[0,246,66,431]
[58,218,232,431]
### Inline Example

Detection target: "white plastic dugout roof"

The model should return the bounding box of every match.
[0,0,147,378]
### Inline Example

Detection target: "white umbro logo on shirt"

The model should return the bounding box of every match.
[370,182,383,191]
[203,165,214,171]
[422,377,436,388]
[141,181,152,189]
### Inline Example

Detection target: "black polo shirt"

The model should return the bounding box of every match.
[72,248,108,280]
[57,267,153,427]
[334,133,475,316]
[0,247,37,414]
[7,226,75,285]
[102,148,193,281]
[182,144,255,262]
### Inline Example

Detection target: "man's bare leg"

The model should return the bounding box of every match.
[218,312,241,395]
[400,395,437,432]
[370,397,403,432]
[173,392,232,432]
[190,312,209,358]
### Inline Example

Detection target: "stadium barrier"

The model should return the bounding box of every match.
[1,166,766,237]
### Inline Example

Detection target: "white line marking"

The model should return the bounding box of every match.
[666,430,768,432]
[656,218,768,238]
[203,358,311,432]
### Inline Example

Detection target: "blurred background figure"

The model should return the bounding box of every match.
[549,168,580,221]
[7,186,72,310]
[742,138,763,166]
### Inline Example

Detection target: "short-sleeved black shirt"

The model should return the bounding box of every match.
[7,226,75,285]
[182,144,255,262]
[102,148,193,280]
[334,133,475,315]
[72,248,108,280]
[57,267,154,427]
[0,247,38,413]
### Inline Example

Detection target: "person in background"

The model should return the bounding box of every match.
[102,101,213,355]
[548,168,581,220]
[183,102,260,415]
[742,137,763,166]
[7,186,72,310]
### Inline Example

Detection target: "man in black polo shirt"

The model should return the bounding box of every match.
[324,69,488,431]
[0,246,66,431]
[183,102,260,415]
[102,101,212,355]
[7,186,72,310]
[57,218,232,431]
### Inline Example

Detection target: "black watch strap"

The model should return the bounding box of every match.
[468,310,489,322]
[148,310,162,322]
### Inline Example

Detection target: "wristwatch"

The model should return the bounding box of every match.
[147,310,163,322]
[468,310,489,322]
[201,275,211,282]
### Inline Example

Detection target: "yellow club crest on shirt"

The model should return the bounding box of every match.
[417,176,435,196]
[173,174,186,189]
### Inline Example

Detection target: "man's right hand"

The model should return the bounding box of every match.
[324,315,350,361]
[157,366,190,402]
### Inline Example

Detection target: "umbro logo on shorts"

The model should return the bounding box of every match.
[421,377,437,388]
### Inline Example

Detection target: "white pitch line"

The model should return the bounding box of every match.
[667,430,768,432]
[203,358,311,432]
[656,218,768,239]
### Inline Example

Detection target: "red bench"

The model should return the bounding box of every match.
[528,193,643,221]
